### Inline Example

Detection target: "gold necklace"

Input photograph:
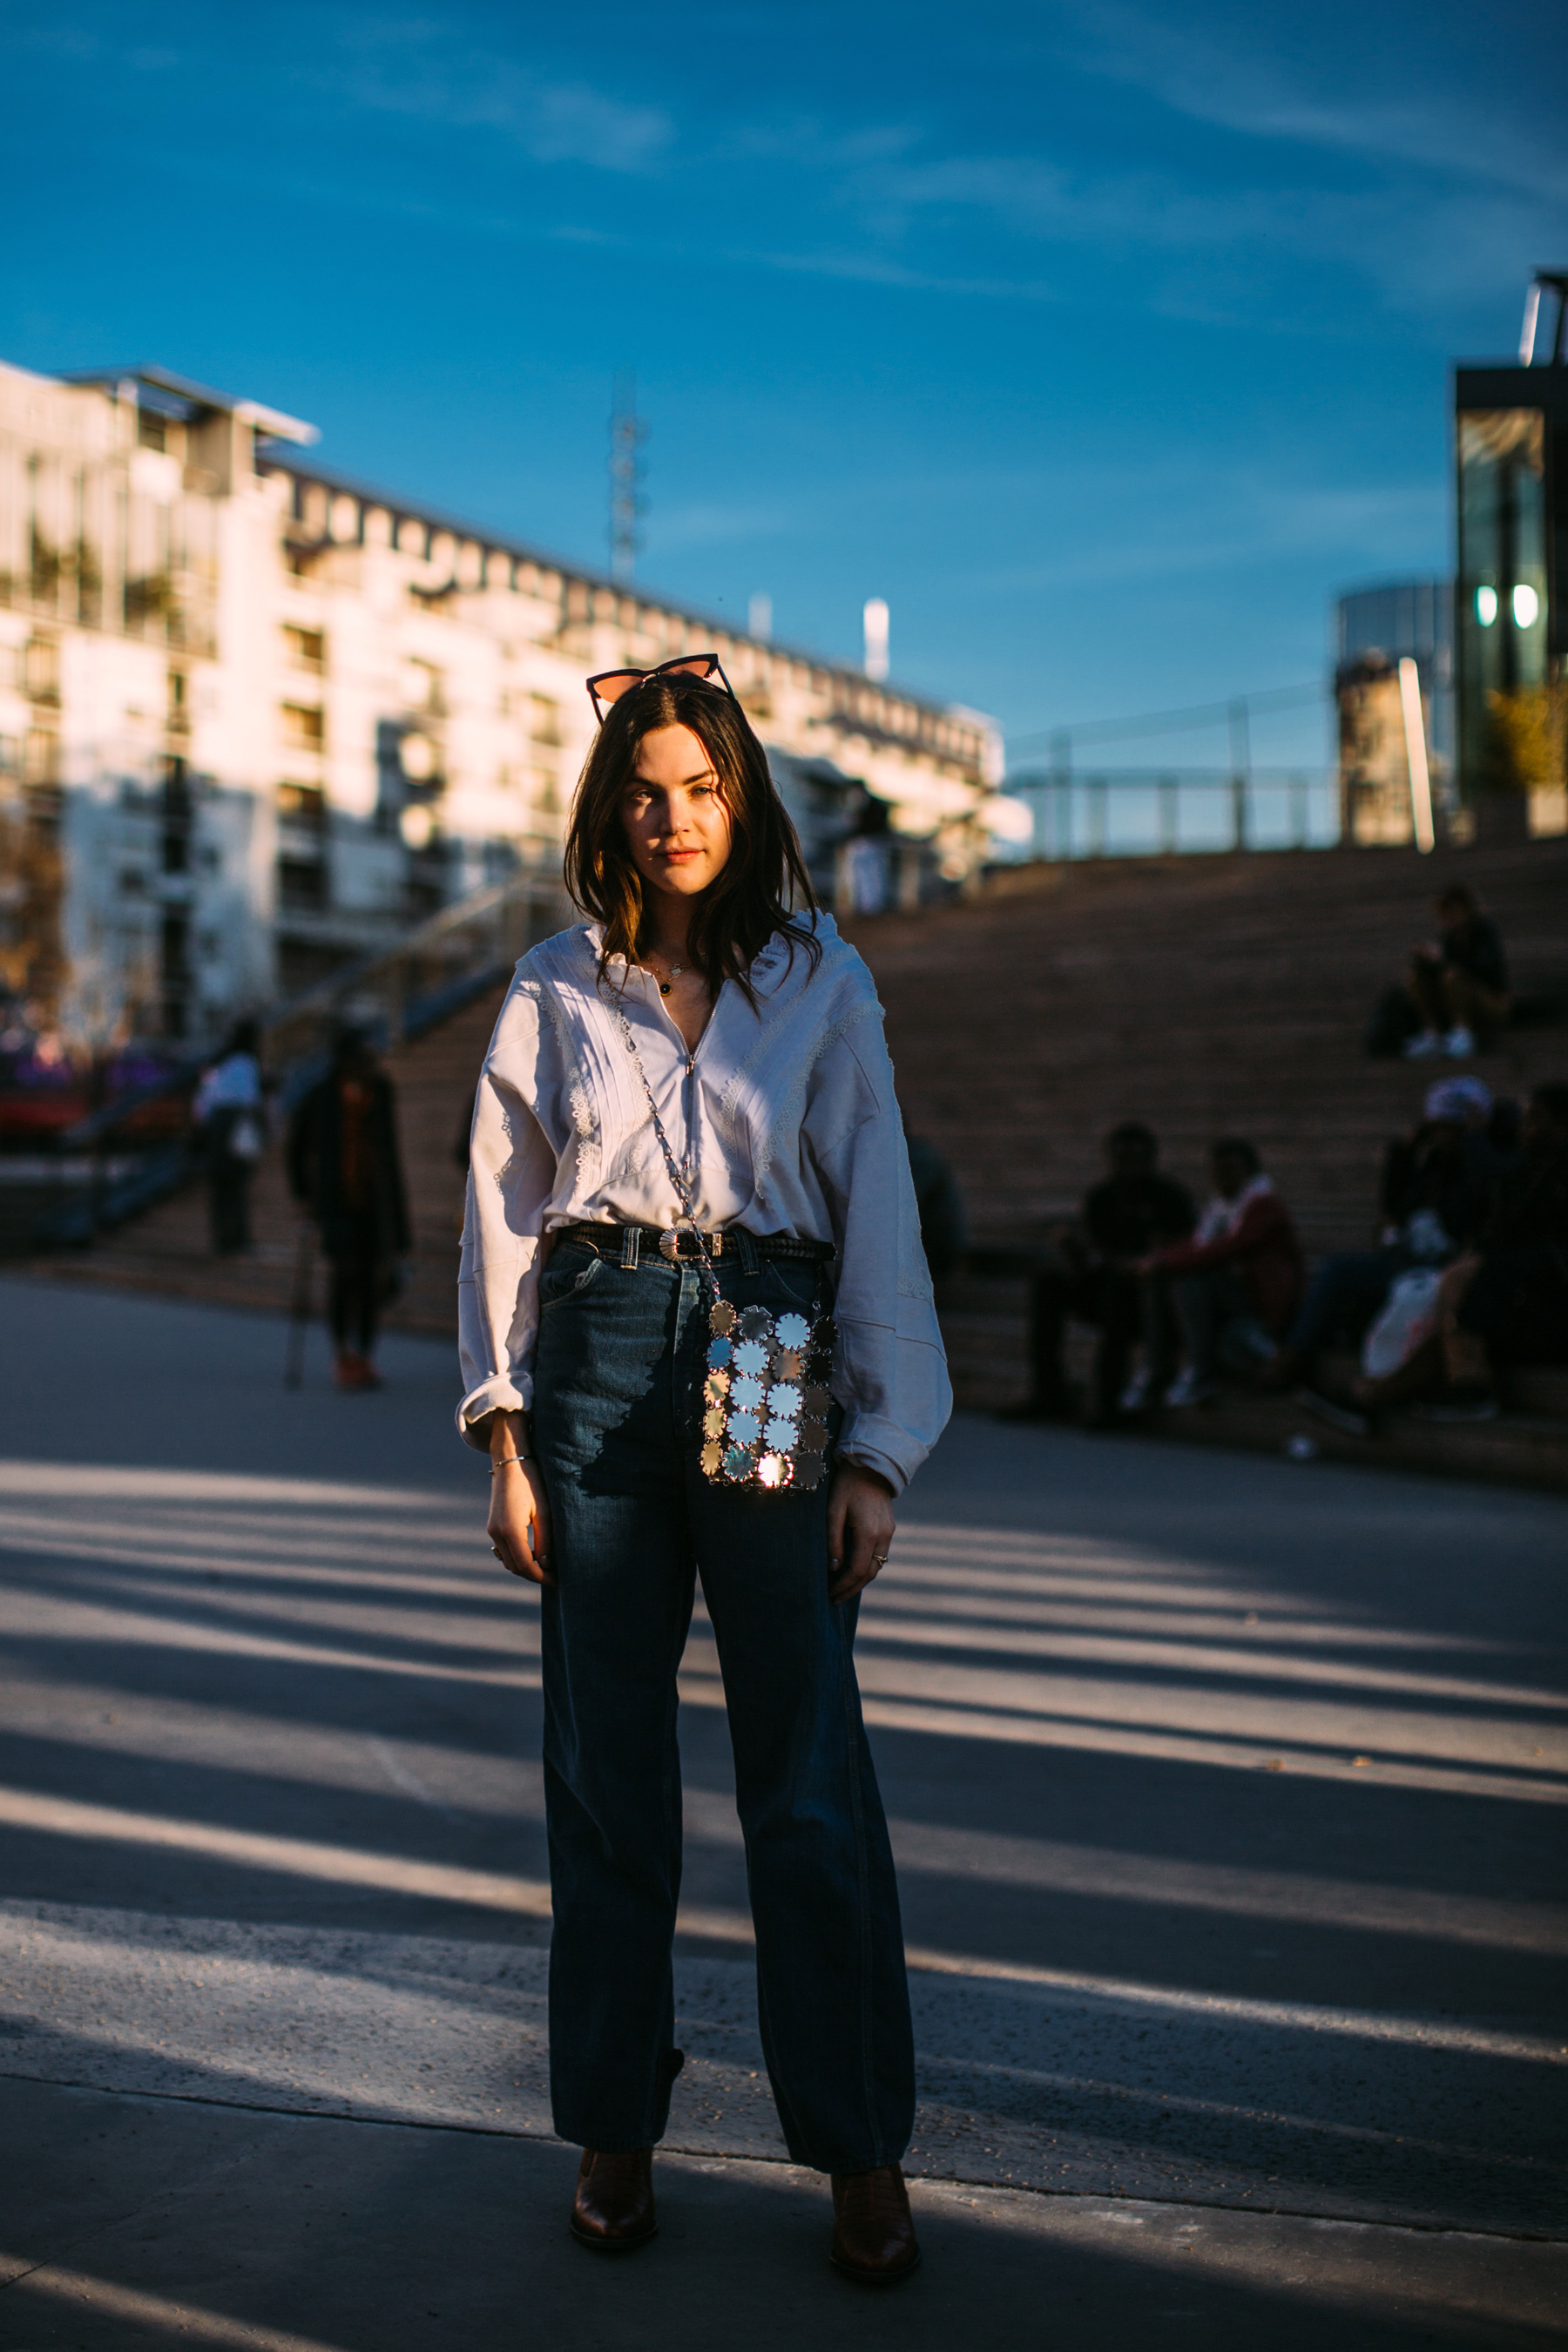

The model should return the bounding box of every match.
[646,953,685,997]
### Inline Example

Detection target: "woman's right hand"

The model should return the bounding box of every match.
[486,1414,554,1586]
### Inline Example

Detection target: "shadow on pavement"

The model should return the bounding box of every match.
[3,2080,1565,2352]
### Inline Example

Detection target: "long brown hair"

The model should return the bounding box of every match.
[563,673,821,1004]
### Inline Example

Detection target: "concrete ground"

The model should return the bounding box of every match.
[0,1274,1564,2349]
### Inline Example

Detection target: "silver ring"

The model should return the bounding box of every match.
[491,1544,506,1560]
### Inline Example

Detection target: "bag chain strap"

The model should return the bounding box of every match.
[611,1004,723,1315]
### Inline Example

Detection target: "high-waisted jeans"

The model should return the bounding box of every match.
[531,1236,916,2175]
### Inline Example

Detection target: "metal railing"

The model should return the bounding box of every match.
[1002,766,1339,862]
[260,862,570,1078]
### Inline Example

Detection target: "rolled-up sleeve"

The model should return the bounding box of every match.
[803,1022,952,1495]
[456,983,560,1449]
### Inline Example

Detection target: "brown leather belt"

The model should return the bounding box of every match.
[555,1220,835,1267]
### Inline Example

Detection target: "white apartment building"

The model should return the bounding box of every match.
[0,358,1004,1049]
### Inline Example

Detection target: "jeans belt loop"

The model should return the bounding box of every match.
[619,1227,640,1271]
[733,1228,760,1277]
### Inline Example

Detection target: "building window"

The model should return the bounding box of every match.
[24,728,59,786]
[24,638,60,700]
[280,701,325,751]
[277,780,328,912]
[282,624,327,672]
[160,909,190,1036]
[530,693,562,747]
[402,657,443,713]
[277,780,327,832]
[161,754,192,872]
[1456,408,1549,790]
[278,857,328,912]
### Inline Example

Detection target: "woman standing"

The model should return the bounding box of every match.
[459,657,950,2281]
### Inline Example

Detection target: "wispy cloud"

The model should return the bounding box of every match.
[326,18,672,172]
[828,147,1321,253]
[1064,0,1568,204]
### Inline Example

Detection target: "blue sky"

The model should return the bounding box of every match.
[3,2,1563,767]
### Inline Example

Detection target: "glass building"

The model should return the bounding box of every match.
[1454,275,1568,824]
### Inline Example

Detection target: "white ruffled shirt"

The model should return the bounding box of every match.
[456,914,951,1495]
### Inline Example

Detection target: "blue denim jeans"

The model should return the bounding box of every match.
[531,1236,916,2174]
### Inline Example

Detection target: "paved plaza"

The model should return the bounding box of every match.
[0,1274,1564,2348]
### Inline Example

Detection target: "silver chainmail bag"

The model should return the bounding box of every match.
[612,1002,835,1493]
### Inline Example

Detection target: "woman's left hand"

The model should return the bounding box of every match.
[827,1462,896,1605]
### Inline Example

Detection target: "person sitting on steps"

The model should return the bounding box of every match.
[1257,1076,1504,1396]
[1003,1122,1194,1426]
[1140,1139,1304,1408]
[1402,883,1511,1061]
[1342,1084,1568,1429]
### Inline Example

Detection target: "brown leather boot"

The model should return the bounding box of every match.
[569,2147,658,2252]
[829,2163,921,2283]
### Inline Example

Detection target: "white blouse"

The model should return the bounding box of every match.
[456,913,950,1495]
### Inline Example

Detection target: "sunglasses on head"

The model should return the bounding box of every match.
[585,652,735,724]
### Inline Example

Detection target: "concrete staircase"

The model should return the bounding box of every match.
[29,835,1568,1490]
[853,838,1568,1251]
[845,835,1568,1492]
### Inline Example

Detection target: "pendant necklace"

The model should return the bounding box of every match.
[648,956,684,997]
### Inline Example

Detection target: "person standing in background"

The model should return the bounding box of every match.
[193,1017,267,1256]
[287,1028,410,1391]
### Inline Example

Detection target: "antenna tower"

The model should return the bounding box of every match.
[609,370,647,585]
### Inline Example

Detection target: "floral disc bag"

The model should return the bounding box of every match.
[612,1004,835,1493]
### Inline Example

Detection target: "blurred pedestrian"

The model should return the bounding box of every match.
[193,1017,266,1255]
[287,1028,410,1391]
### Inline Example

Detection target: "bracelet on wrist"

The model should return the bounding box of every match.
[491,1453,533,1470]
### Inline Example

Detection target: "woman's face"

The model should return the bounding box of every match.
[620,723,734,906]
